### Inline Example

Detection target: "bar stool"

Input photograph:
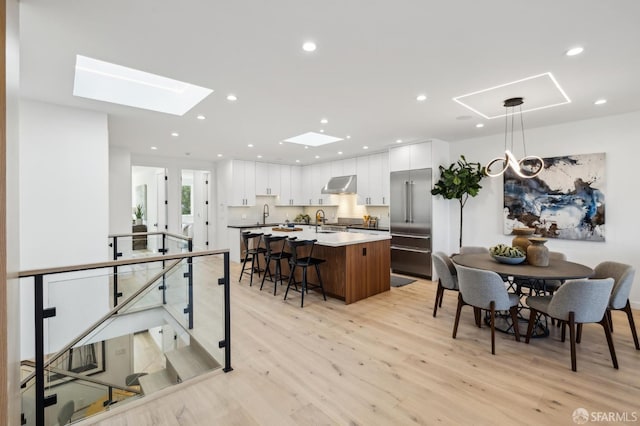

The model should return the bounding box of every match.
[260,234,292,295]
[284,239,327,307]
[239,232,266,286]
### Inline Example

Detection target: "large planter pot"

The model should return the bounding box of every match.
[511,227,535,252]
[527,237,549,267]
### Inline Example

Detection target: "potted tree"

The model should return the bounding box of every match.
[431,155,485,248]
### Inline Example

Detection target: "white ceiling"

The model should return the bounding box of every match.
[19,0,640,165]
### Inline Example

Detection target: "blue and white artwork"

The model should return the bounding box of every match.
[504,152,606,241]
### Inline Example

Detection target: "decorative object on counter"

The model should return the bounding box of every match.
[485,97,544,179]
[431,155,486,248]
[271,227,303,232]
[133,204,144,225]
[511,227,535,252]
[527,237,549,267]
[294,213,311,224]
[489,243,526,264]
[504,152,606,241]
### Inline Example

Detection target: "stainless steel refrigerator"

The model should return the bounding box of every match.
[390,168,432,278]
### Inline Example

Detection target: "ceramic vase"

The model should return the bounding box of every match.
[511,227,535,252]
[527,237,549,267]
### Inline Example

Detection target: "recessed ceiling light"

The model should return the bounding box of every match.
[594,99,607,105]
[566,46,584,56]
[396,139,402,143]
[284,131,343,147]
[73,55,213,115]
[150,146,158,150]
[476,123,485,128]
[279,141,283,145]
[302,41,317,52]
[257,155,263,158]
[217,154,223,157]
[320,118,328,124]
[248,143,254,148]
[363,146,369,150]
[315,155,320,159]
[320,129,325,133]
[346,135,351,139]
[295,159,300,163]
[226,94,237,101]
[338,151,343,155]
[416,94,427,102]
[304,146,309,149]
[197,114,206,120]
[171,132,179,137]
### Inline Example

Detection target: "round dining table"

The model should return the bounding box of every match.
[451,253,595,337]
[451,253,594,281]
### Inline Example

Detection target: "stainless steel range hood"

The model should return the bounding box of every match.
[321,175,357,194]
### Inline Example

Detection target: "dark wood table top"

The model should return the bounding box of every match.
[451,253,594,280]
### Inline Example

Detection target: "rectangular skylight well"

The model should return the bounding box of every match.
[283,132,343,147]
[73,55,213,116]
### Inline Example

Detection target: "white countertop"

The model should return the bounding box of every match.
[255,226,390,247]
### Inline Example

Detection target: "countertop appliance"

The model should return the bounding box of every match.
[390,168,432,278]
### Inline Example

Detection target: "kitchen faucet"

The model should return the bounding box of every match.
[315,209,325,233]
[262,203,270,225]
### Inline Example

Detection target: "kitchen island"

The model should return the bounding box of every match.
[235,226,391,304]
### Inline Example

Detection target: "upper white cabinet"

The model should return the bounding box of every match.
[356,152,389,205]
[255,162,281,196]
[330,158,357,177]
[229,160,256,206]
[277,165,304,205]
[389,142,432,171]
[301,163,337,206]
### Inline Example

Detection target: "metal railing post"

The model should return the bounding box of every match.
[187,239,193,329]
[111,236,123,307]
[223,251,232,372]
[34,274,45,426]
[161,233,167,304]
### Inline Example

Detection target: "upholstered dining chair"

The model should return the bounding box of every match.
[432,252,458,317]
[459,246,489,254]
[453,265,520,354]
[587,261,638,349]
[525,278,617,372]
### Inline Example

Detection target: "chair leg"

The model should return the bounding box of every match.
[600,314,619,369]
[490,301,496,355]
[509,305,520,342]
[260,257,270,291]
[300,267,307,307]
[576,323,583,344]
[569,312,577,372]
[249,254,256,287]
[525,308,537,344]
[474,307,482,328]
[273,260,281,295]
[284,265,296,301]
[621,302,640,350]
[452,293,464,339]
[608,309,613,332]
[239,252,250,282]
[433,282,442,317]
[561,321,566,342]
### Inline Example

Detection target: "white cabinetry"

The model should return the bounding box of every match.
[254,162,281,196]
[356,152,389,205]
[302,163,337,205]
[277,165,304,205]
[229,160,256,206]
[389,142,432,172]
[330,158,356,177]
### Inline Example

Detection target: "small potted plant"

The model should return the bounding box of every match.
[134,204,144,225]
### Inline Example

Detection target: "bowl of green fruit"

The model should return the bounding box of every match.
[489,244,526,264]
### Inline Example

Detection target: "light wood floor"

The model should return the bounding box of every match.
[80,257,640,425]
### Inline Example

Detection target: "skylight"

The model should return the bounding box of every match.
[284,132,343,147]
[73,55,213,116]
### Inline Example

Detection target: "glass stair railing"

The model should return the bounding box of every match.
[19,243,232,426]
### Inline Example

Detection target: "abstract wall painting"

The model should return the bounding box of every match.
[504,152,605,241]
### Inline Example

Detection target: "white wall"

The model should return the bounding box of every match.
[19,100,110,358]
[450,110,640,307]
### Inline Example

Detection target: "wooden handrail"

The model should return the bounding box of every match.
[18,249,228,278]
[108,231,192,241]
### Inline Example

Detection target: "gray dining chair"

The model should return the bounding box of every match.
[432,252,458,317]
[525,278,617,372]
[453,265,520,354]
[588,261,638,349]
[459,246,489,254]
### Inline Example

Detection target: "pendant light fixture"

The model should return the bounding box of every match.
[485,97,544,178]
